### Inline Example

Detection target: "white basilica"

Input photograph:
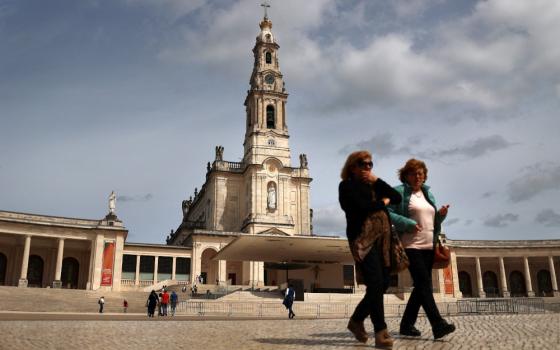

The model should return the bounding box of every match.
[0,13,559,302]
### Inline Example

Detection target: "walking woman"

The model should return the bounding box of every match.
[147,290,158,318]
[388,158,456,339]
[339,150,401,348]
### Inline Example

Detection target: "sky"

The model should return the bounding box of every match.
[1,0,559,244]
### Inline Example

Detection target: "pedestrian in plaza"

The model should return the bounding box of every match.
[161,289,170,316]
[158,292,163,316]
[170,290,178,316]
[98,296,105,313]
[339,150,401,348]
[123,299,128,313]
[283,284,296,319]
[388,158,456,340]
[147,290,158,318]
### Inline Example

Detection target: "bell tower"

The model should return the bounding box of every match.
[243,10,291,167]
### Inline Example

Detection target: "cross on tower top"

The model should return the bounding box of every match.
[261,1,270,19]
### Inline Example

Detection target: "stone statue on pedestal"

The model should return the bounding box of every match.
[108,191,116,214]
[215,146,224,161]
[267,186,276,210]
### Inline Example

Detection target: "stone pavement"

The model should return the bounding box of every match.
[0,314,558,349]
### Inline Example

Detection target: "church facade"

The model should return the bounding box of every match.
[0,13,558,301]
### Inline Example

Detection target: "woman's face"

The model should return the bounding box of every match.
[351,157,373,179]
[405,167,425,191]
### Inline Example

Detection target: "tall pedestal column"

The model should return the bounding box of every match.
[154,256,159,285]
[549,256,559,297]
[18,235,32,287]
[52,238,65,288]
[499,256,510,297]
[523,257,535,297]
[172,256,177,281]
[135,255,140,286]
[475,257,486,298]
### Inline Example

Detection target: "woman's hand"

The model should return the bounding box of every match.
[382,198,390,206]
[439,204,450,216]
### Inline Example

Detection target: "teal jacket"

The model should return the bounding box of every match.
[388,183,446,247]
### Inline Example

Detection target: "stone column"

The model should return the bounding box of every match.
[475,257,486,298]
[172,256,177,281]
[549,256,559,297]
[135,255,140,286]
[498,256,510,297]
[523,257,535,297]
[18,235,32,287]
[218,260,226,283]
[154,256,159,285]
[451,252,462,298]
[52,238,65,288]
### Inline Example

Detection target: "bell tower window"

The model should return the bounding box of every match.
[266,105,275,129]
[265,51,272,64]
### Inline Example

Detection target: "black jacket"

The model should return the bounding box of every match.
[339,177,402,243]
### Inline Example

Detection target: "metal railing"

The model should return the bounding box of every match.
[172,298,550,318]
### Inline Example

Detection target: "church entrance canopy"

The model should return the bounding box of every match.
[212,234,353,264]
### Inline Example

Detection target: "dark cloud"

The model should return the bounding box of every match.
[421,135,515,159]
[535,209,560,227]
[483,213,519,228]
[507,163,560,202]
[117,194,154,202]
[481,191,495,198]
[339,133,412,157]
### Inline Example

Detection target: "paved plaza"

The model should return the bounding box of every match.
[0,313,559,349]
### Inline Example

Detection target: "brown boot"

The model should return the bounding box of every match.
[374,329,394,349]
[347,318,368,343]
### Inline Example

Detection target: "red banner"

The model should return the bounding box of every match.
[100,241,115,286]
[443,264,454,295]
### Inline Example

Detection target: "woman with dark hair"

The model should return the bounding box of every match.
[339,150,401,348]
[388,158,455,339]
[147,290,158,318]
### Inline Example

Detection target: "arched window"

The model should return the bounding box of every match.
[458,271,472,297]
[265,51,272,64]
[509,270,527,297]
[482,271,499,297]
[61,257,79,289]
[266,105,275,128]
[537,269,553,296]
[0,252,6,286]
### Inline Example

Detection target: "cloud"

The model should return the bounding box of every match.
[117,193,154,202]
[535,209,560,227]
[339,133,412,158]
[481,191,495,198]
[507,163,560,202]
[444,218,460,226]
[123,0,207,20]
[312,205,346,236]
[483,213,519,228]
[421,135,515,159]
[341,134,514,161]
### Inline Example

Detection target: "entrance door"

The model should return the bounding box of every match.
[0,253,6,286]
[509,271,527,297]
[27,255,44,287]
[61,257,79,289]
[288,279,304,301]
[228,273,236,285]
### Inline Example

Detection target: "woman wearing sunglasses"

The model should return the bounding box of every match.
[339,150,401,348]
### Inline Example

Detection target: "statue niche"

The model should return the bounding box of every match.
[267,182,277,211]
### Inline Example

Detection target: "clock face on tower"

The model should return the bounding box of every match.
[265,74,275,84]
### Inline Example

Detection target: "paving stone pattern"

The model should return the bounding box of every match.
[1,314,559,350]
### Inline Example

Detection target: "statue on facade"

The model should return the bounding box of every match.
[207,162,211,172]
[299,154,308,169]
[215,145,224,161]
[194,187,198,197]
[108,191,116,214]
[267,185,276,210]
[181,199,190,218]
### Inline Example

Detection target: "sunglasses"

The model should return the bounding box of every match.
[357,160,373,169]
